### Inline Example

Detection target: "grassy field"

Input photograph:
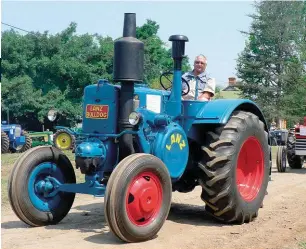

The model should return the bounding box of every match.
[299,242,306,249]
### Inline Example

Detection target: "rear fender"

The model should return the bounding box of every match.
[183,99,269,141]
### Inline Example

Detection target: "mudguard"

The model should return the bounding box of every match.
[182,99,269,139]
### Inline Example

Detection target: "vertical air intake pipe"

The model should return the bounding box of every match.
[168,35,188,118]
[113,13,144,160]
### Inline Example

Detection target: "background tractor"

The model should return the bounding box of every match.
[45,109,80,151]
[8,13,270,243]
[276,117,306,172]
[1,122,32,153]
[28,131,54,148]
[269,129,288,146]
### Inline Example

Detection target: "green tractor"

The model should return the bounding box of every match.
[29,131,54,148]
[46,109,78,151]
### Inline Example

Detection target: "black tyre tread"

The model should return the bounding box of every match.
[287,134,302,169]
[107,153,172,243]
[199,110,269,224]
[7,146,52,226]
[8,146,76,226]
[276,146,286,172]
[18,131,32,153]
[104,154,140,241]
[53,130,75,150]
[109,154,159,242]
[1,131,9,153]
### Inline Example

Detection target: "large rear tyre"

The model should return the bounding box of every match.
[53,130,75,150]
[1,131,9,153]
[199,111,269,223]
[8,146,76,226]
[287,134,303,169]
[16,131,32,153]
[276,146,287,172]
[104,153,172,242]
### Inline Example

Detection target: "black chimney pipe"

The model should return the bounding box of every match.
[113,13,144,160]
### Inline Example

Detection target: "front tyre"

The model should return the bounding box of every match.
[8,146,76,226]
[276,146,286,172]
[105,153,172,242]
[199,111,269,223]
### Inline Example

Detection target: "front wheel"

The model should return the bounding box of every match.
[199,111,269,223]
[104,153,172,242]
[8,146,76,226]
[276,146,287,172]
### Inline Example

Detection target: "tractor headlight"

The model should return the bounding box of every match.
[128,112,141,126]
[47,109,58,122]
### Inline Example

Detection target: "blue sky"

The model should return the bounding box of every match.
[1,1,255,87]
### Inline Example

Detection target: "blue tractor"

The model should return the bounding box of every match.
[8,13,270,242]
[1,123,32,153]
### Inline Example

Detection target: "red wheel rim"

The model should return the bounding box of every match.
[236,136,264,202]
[126,171,163,226]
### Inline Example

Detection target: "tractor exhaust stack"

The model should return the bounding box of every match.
[113,13,144,160]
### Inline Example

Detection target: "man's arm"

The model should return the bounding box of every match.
[198,77,216,101]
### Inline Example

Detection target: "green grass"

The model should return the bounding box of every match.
[271,146,277,161]
[215,90,242,99]
[299,242,306,249]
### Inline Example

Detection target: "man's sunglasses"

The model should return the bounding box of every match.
[195,61,206,65]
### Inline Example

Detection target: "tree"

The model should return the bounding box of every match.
[136,19,190,88]
[1,19,191,130]
[237,1,306,124]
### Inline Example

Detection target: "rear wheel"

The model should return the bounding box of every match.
[276,146,287,172]
[287,133,303,169]
[8,146,76,226]
[105,153,172,242]
[1,131,9,153]
[199,111,269,223]
[53,130,75,150]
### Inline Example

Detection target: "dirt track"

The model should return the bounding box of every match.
[2,163,306,249]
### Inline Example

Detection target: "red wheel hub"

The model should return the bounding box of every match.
[236,136,264,202]
[126,172,163,226]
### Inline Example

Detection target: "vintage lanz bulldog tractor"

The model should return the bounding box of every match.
[8,13,270,242]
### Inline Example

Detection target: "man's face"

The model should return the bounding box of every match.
[193,56,207,74]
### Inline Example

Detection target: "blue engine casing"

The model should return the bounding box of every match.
[152,122,189,179]
[82,80,119,134]
[76,80,119,175]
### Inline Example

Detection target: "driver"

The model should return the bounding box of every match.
[182,54,215,101]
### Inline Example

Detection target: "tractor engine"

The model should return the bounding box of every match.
[75,13,144,175]
[74,81,119,174]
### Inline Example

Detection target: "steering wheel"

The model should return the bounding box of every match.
[159,71,190,96]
